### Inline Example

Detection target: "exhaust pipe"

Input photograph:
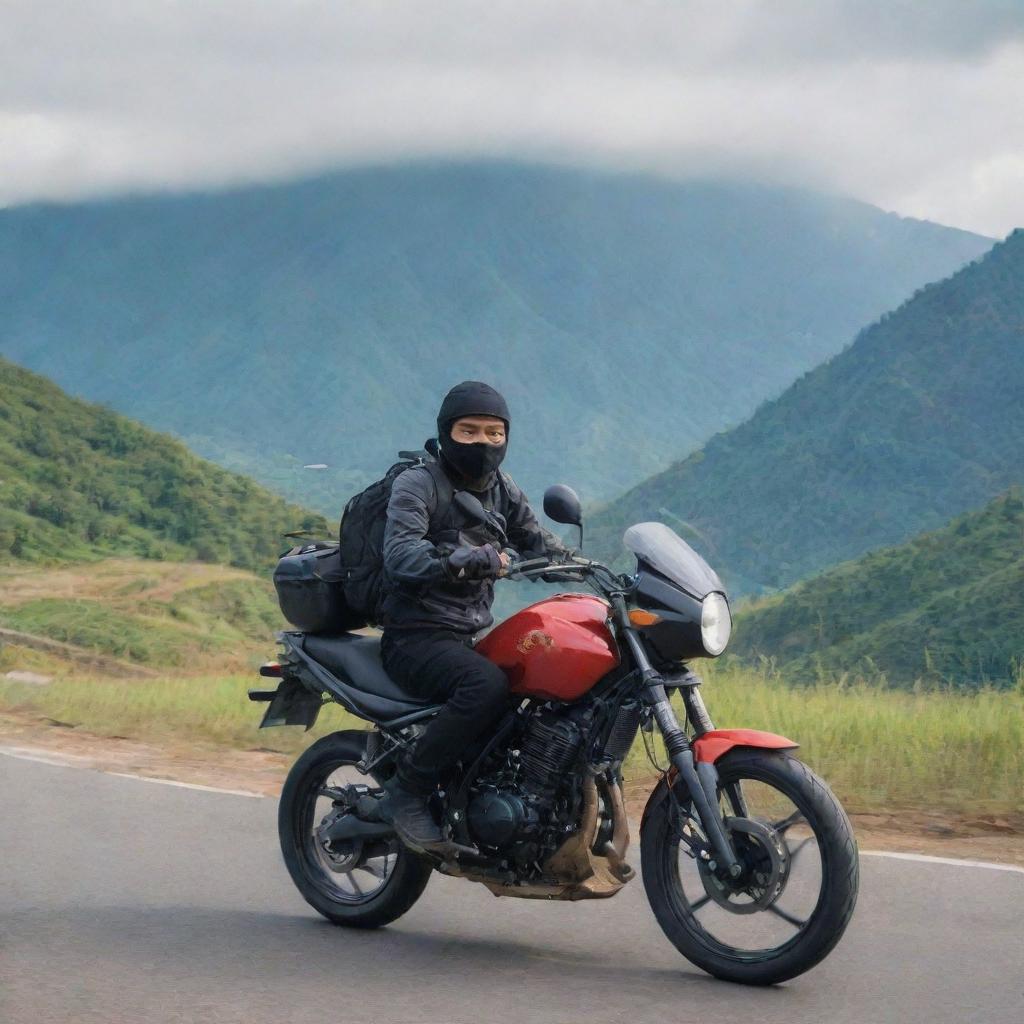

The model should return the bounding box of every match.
[321,814,396,844]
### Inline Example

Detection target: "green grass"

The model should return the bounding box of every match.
[627,662,1024,816]
[0,672,365,754]
[2,660,1021,817]
[0,599,198,665]
[0,592,280,668]
[0,562,286,669]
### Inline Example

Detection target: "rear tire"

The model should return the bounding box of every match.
[279,730,432,928]
[641,748,858,985]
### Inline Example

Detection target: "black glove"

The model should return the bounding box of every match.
[445,543,502,581]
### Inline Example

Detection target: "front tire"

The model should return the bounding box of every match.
[641,748,858,985]
[279,730,432,928]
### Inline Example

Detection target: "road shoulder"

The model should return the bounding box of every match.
[3,707,1022,868]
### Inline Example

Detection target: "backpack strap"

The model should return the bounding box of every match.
[416,456,506,541]
[423,460,456,536]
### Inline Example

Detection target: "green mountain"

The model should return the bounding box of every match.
[0,357,326,570]
[0,161,990,514]
[729,492,1024,689]
[590,229,1024,594]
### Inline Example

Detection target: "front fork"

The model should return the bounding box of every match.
[611,596,742,879]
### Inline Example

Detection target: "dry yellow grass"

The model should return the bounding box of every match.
[0,558,254,605]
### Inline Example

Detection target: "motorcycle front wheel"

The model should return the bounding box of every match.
[641,748,858,985]
[279,729,432,928]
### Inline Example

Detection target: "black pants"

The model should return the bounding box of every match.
[380,629,510,794]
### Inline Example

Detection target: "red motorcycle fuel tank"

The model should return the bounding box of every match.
[476,593,619,701]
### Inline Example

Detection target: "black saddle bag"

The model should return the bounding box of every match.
[273,542,366,634]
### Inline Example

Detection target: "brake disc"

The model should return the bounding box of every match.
[697,816,789,914]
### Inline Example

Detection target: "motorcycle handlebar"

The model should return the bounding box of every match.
[504,554,631,591]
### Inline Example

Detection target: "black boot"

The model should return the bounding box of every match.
[388,783,447,852]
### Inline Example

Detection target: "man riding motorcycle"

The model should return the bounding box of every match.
[380,381,568,851]
[262,384,859,984]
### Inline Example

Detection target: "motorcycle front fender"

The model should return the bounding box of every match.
[692,728,798,764]
[640,729,799,828]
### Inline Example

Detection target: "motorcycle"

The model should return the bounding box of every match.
[250,485,858,985]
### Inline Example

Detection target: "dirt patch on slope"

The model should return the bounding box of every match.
[0,559,255,606]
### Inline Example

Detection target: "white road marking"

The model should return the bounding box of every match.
[0,745,265,799]
[861,849,1024,875]
[0,745,92,767]
[106,772,266,798]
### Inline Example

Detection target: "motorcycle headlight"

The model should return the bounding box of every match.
[701,592,731,656]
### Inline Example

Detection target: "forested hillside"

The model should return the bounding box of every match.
[0,358,326,570]
[590,229,1024,594]
[0,161,990,512]
[730,492,1024,689]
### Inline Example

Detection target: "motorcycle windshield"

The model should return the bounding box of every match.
[623,522,725,599]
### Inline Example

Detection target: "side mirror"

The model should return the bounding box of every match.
[543,484,582,525]
[544,483,585,524]
[544,484,584,551]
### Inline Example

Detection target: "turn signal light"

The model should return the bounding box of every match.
[259,662,284,678]
[628,609,662,627]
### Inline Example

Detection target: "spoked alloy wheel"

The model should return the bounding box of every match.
[306,763,397,903]
[641,748,858,985]
[279,731,432,928]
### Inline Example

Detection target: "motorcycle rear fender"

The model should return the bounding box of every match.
[692,728,798,764]
[249,677,322,730]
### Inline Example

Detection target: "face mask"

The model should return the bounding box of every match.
[441,439,507,481]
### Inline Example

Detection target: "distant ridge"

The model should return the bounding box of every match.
[730,492,1024,689]
[0,358,326,570]
[0,160,991,512]
[589,229,1024,594]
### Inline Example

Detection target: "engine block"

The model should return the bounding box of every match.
[465,708,586,854]
[518,711,584,797]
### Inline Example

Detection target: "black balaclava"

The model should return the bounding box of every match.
[436,381,510,484]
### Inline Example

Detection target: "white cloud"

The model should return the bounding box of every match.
[1,1,1022,234]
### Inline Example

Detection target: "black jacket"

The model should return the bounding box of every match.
[381,462,567,635]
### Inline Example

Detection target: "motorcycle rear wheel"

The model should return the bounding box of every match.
[279,730,432,928]
[641,748,858,985]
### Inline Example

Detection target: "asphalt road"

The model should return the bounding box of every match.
[1,753,1022,1024]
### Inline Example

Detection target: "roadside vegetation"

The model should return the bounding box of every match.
[626,662,1023,818]
[1,657,1020,819]
[2,561,1021,822]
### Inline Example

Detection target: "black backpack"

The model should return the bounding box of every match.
[337,451,454,626]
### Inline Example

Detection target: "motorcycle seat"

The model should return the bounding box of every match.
[301,634,435,710]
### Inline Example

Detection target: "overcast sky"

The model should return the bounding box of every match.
[2,1,1022,235]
